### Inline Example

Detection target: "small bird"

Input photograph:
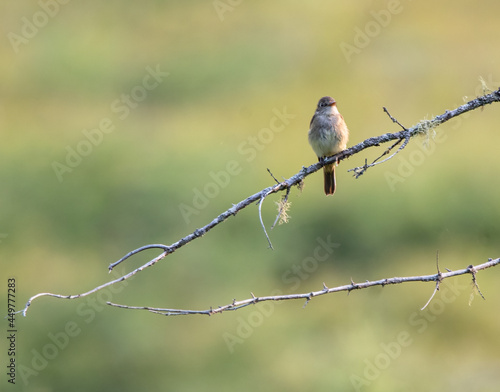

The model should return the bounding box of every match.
[308,96,350,195]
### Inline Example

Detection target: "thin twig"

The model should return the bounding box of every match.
[106,258,500,317]
[349,107,411,178]
[421,250,443,310]
[258,193,274,249]
[373,138,404,164]
[383,106,408,131]
[267,168,280,184]
[420,286,438,311]
[108,244,170,271]
[349,135,410,178]
[468,264,486,301]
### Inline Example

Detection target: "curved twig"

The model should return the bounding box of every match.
[258,192,274,250]
[108,244,171,271]
[421,251,443,310]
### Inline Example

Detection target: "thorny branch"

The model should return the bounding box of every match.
[20,87,500,317]
[106,258,500,316]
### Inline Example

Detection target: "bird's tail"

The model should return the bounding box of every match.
[323,164,336,195]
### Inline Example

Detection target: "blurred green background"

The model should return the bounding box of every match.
[1,1,500,391]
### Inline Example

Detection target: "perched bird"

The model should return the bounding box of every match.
[308,96,350,195]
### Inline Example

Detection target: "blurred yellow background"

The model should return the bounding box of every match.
[1,1,500,391]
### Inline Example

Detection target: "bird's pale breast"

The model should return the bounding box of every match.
[308,113,348,158]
